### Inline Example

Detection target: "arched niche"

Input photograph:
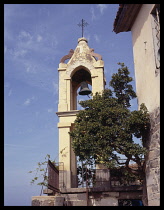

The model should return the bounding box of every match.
[70,66,92,110]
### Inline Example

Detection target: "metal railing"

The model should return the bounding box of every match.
[47,160,143,192]
[47,161,64,193]
[77,161,143,188]
[47,160,59,193]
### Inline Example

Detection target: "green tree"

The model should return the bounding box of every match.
[69,63,150,179]
[28,154,51,187]
[28,149,67,191]
[28,154,58,195]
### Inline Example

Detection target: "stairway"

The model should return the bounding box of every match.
[64,193,88,206]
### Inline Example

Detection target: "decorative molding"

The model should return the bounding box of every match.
[89,48,102,60]
[60,49,74,63]
[56,110,79,117]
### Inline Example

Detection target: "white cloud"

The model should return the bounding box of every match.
[25,63,37,74]
[97,4,108,15]
[31,96,35,100]
[94,34,100,43]
[24,98,31,106]
[90,6,96,21]
[37,34,43,42]
[35,111,39,117]
[13,49,27,58]
[4,143,37,149]
[4,82,10,88]
[23,96,36,106]
[47,108,53,113]
[18,30,32,43]
[8,89,12,97]
[52,81,58,95]
[8,29,58,67]
[85,33,90,42]
[26,65,31,73]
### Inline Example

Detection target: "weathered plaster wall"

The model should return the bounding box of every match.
[131,4,160,113]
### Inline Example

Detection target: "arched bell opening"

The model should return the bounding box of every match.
[71,67,92,110]
[77,84,92,110]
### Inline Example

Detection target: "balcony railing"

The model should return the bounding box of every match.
[46,160,143,193]
[77,168,143,188]
[47,160,59,193]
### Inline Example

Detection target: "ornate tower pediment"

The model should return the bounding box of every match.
[60,38,104,78]
[58,37,105,112]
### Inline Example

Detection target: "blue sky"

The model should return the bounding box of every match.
[4,4,138,206]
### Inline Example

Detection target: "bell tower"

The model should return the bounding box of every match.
[56,37,106,189]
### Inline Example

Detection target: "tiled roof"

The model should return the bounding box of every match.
[113,4,124,32]
[113,4,142,34]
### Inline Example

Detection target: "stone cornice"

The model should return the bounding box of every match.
[56,110,79,117]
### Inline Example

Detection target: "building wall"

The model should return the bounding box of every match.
[131,4,160,206]
[131,4,160,112]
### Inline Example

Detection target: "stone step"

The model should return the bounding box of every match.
[64,193,87,201]
[66,200,87,206]
[62,193,88,206]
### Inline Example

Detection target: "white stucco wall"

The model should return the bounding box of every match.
[131,4,160,113]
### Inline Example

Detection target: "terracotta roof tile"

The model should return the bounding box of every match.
[113,4,124,32]
[113,4,142,34]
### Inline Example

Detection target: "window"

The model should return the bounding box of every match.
[151,4,160,75]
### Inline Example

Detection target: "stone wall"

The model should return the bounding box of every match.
[32,195,65,206]
[145,107,160,206]
[32,186,143,206]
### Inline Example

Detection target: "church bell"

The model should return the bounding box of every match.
[79,81,92,95]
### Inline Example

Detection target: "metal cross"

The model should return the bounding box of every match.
[78,19,89,37]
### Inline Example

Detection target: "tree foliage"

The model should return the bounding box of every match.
[69,63,150,178]
[28,154,51,187]
[28,149,67,190]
